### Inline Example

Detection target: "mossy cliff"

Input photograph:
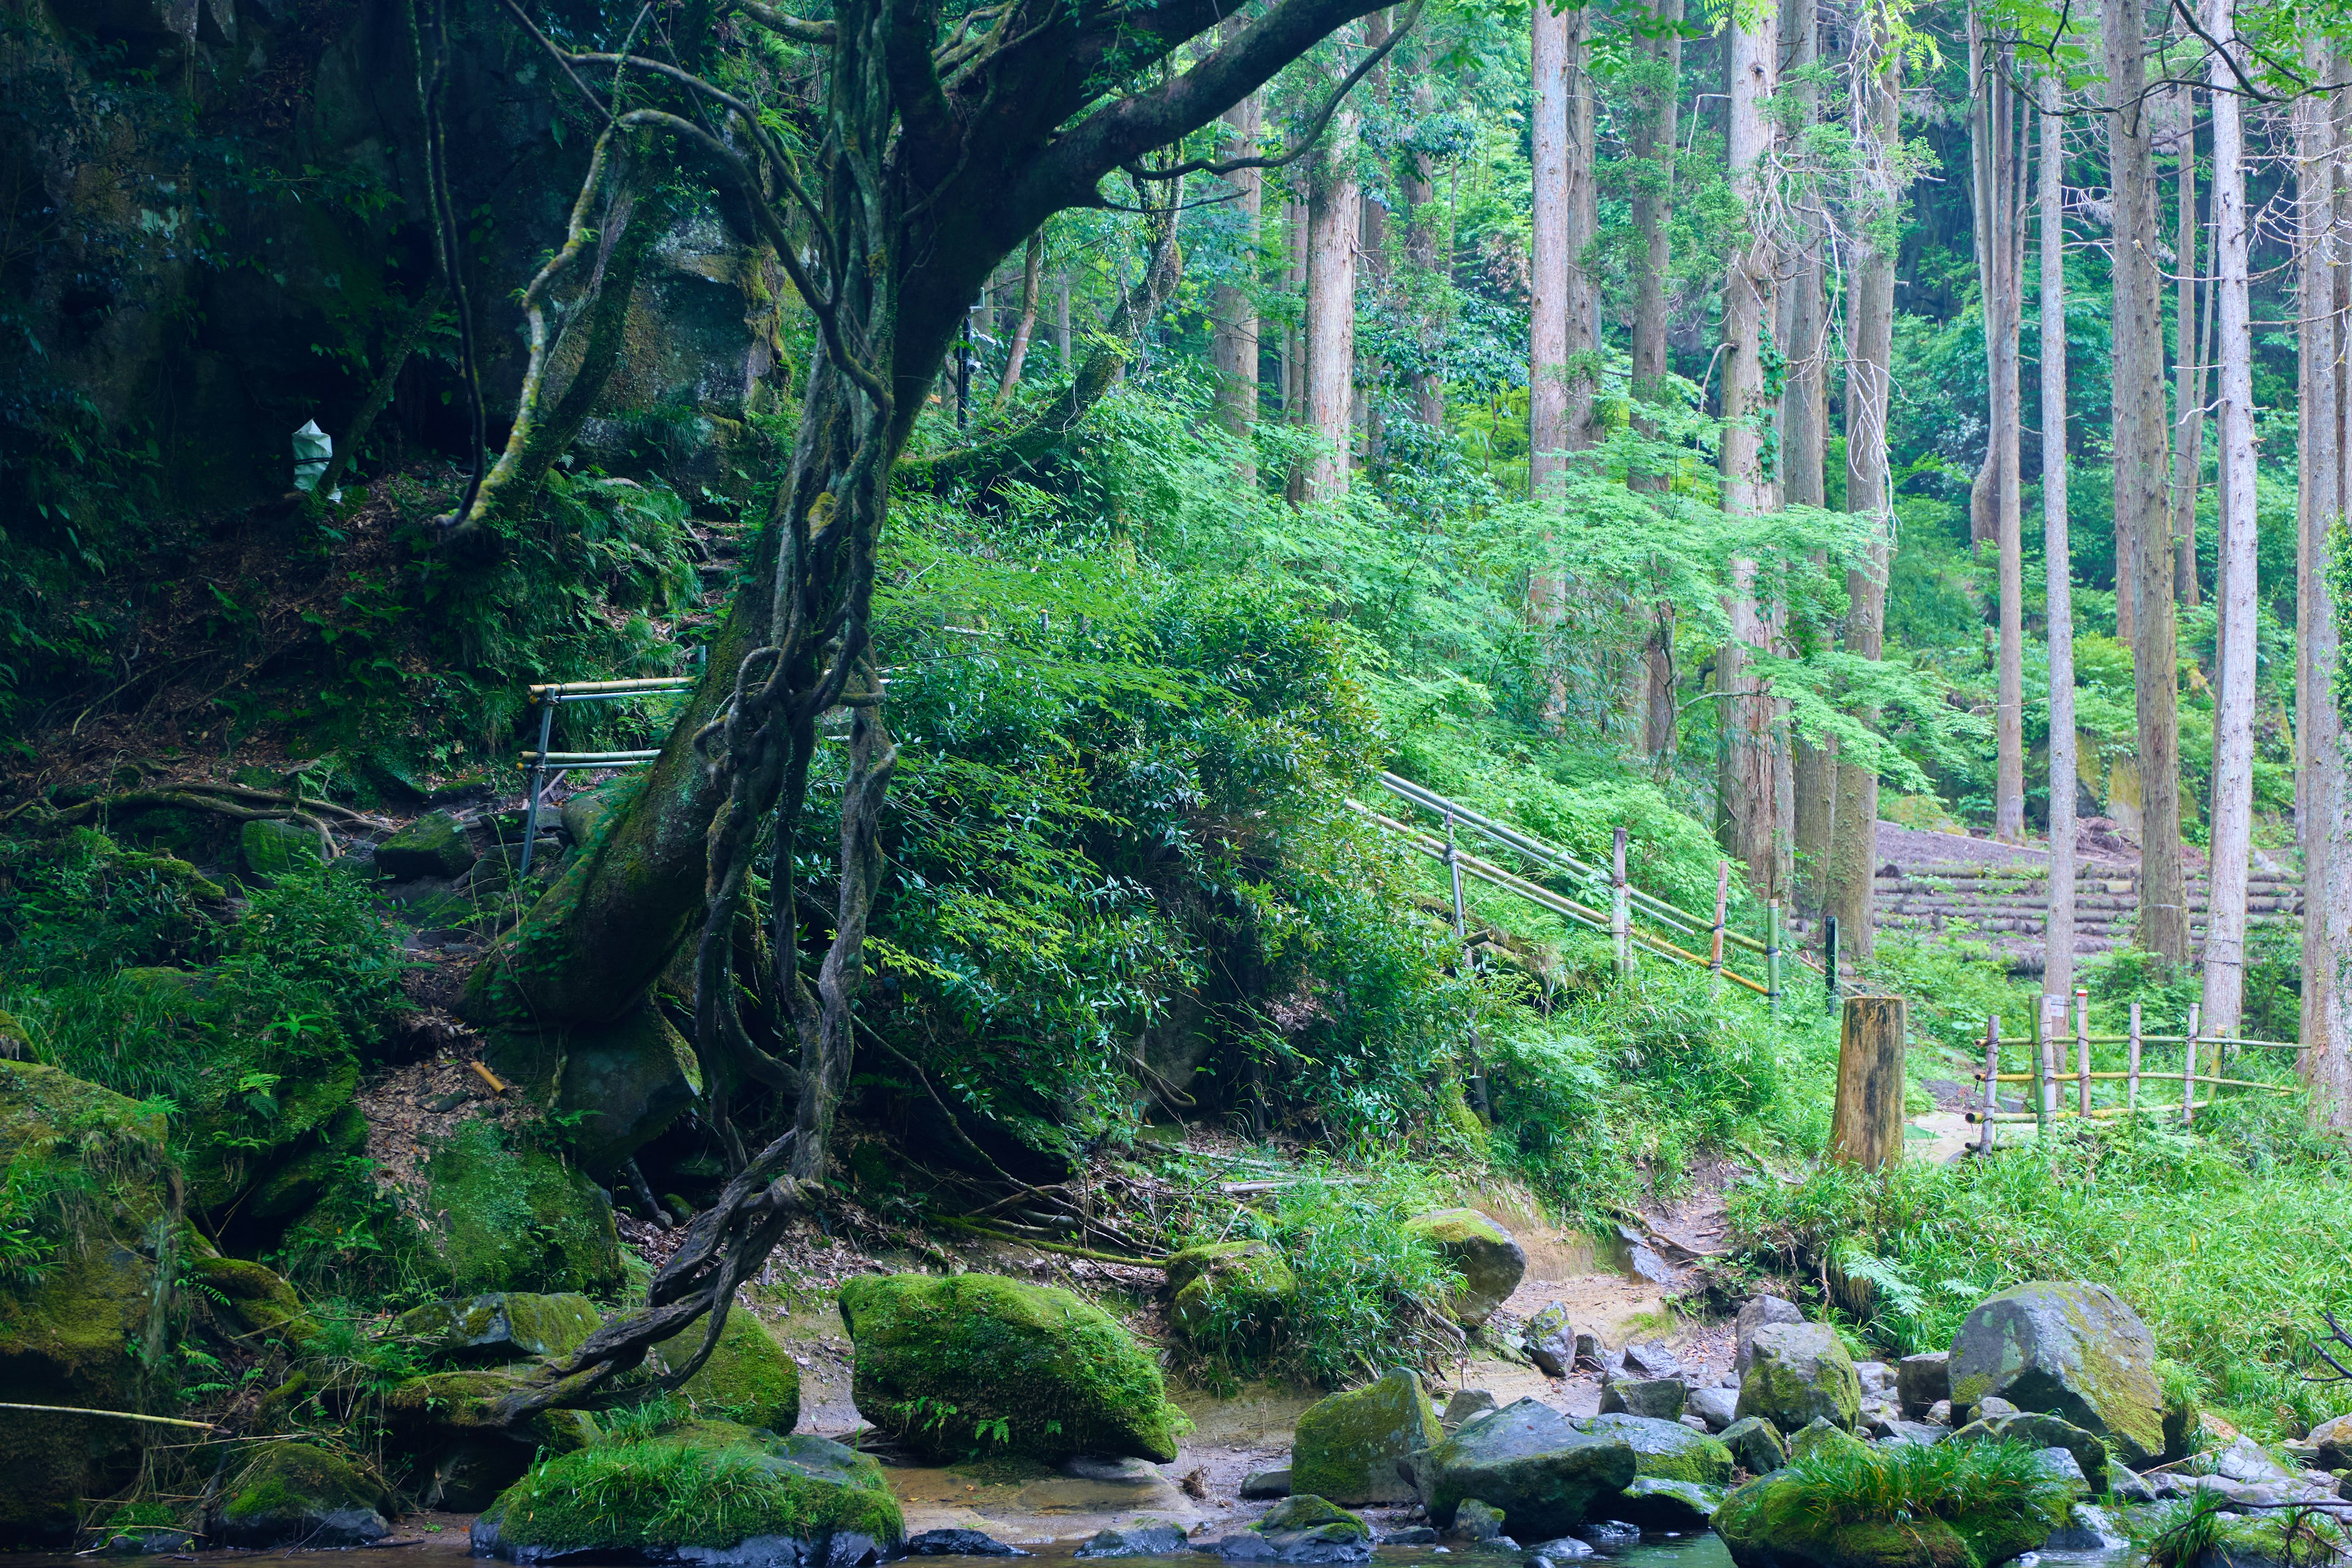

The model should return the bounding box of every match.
[838,1272,1184,1463]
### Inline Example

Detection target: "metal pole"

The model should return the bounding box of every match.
[1766,900,1782,1019]
[1446,813,1466,938]
[1979,1014,2000,1154]
[1611,826,1631,979]
[1825,915,1840,1013]
[1709,860,1729,996]
[520,692,556,875]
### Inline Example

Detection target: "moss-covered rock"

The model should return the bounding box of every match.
[382,1366,600,1512]
[554,1006,703,1177]
[1402,1395,1638,1539]
[378,810,480,881]
[395,1291,605,1365]
[212,1442,390,1549]
[1711,1466,2052,1568]
[1739,1322,1863,1433]
[1401,1208,1525,1326]
[1719,1416,1787,1476]
[472,1421,903,1564]
[649,1307,801,1433]
[1293,1366,1446,1505]
[0,1060,175,1546]
[1240,1494,1373,1562]
[560,778,644,851]
[186,1245,316,1344]
[1167,1240,1298,1347]
[1947,1281,2166,1467]
[838,1272,1182,1463]
[1618,1476,1725,1529]
[239,817,321,880]
[418,1118,624,1295]
[1582,1414,1735,1484]
[1947,1412,2107,1498]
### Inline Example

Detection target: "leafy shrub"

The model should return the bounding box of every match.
[1762,1438,2071,1534]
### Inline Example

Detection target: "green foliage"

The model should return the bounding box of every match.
[1759,1438,2071,1534]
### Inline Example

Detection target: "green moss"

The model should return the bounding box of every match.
[1167,1240,1297,1347]
[1400,1208,1523,1324]
[383,1367,601,1454]
[837,1272,1184,1463]
[479,1422,903,1552]
[1291,1366,1444,1505]
[650,1307,801,1433]
[1712,1438,2071,1568]
[1255,1496,1368,1537]
[222,1442,385,1524]
[239,818,321,881]
[1584,1413,1736,1483]
[418,1118,624,1295]
[187,1248,316,1344]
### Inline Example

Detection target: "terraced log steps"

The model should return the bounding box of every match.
[1863,861,2303,974]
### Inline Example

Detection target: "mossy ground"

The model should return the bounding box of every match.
[221,1442,386,1524]
[481,1421,902,1551]
[839,1272,1183,1463]
[420,1118,624,1295]
[651,1307,801,1433]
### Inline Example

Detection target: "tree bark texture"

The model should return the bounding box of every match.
[1718,0,1784,900]
[2040,74,2078,998]
[993,231,1044,407]
[2171,85,2206,608]
[1973,20,2027,845]
[1529,0,1570,497]
[2106,0,2188,962]
[1830,995,1907,1171]
[1629,0,1681,426]
[1403,47,1444,428]
[1827,0,1901,961]
[1306,73,1360,500]
[1210,77,1264,474]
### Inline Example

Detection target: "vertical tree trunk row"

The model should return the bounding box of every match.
[1305,59,1361,500]
[2040,73,2078,998]
[1973,18,2027,845]
[1210,71,1264,478]
[2170,85,2207,608]
[1630,0,1682,761]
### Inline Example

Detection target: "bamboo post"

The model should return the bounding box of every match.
[1709,861,1729,996]
[519,692,557,875]
[1825,915,1841,1014]
[2188,1001,2204,1099]
[2173,1001,2195,1124]
[2126,1000,2142,1114]
[1611,826,1632,979]
[1446,813,1466,939]
[1831,995,1909,1171]
[2077,1004,2092,1117]
[1766,900,1782,1018]
[2032,1009,2049,1139]
[1978,1014,2001,1154]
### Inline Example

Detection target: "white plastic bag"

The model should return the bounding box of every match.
[292,419,332,494]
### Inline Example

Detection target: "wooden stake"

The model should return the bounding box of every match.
[1766,899,1782,1018]
[2171,1000,2195,1124]
[2077,1005,2092,1117]
[1831,995,1909,1171]
[1611,826,1632,979]
[1979,1014,2001,1154]
[2032,1008,2049,1139]
[2126,1000,2142,1114]
[1709,860,1729,995]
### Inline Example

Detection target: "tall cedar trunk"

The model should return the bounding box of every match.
[2199,0,2254,1036]
[1305,72,1360,499]
[2299,38,2352,1122]
[2040,74,2078,997]
[2171,86,2206,606]
[1402,56,1444,428]
[1719,1,1784,899]
[1529,0,1570,498]
[1211,67,1264,470]
[1782,0,1831,919]
[2107,0,2188,962]
[1630,0,1681,760]
[1281,198,1306,423]
[1828,0,1900,960]
[1973,21,2027,845]
[1358,9,1391,465]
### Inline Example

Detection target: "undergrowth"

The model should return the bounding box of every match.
[1761,1438,2071,1532]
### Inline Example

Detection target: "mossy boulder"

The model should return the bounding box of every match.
[1739,1322,1863,1433]
[186,1245,316,1344]
[0,1061,175,1546]
[1720,1416,1787,1476]
[395,1291,605,1365]
[649,1307,802,1433]
[1293,1366,1446,1505]
[1947,1281,2166,1466]
[1241,1494,1373,1563]
[1618,1476,1725,1530]
[382,1365,602,1509]
[239,817,321,880]
[212,1442,391,1549]
[472,1422,903,1564]
[837,1272,1183,1463]
[1167,1239,1298,1346]
[378,810,480,881]
[1947,1412,2108,1498]
[1404,1396,1638,1538]
[1401,1208,1525,1326]
[1582,1414,1735,1485]
[1711,1468,2052,1568]
[418,1118,625,1295]
[554,1006,703,1177]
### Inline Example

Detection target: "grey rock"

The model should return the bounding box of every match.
[1522,1538,1594,1565]
[2214,1435,2297,1486]
[1571,1521,1641,1553]
[1614,1477,1722,1531]
[1242,1467,1294,1501]
[1897,1352,1951,1419]
[1678,1416,1709,1434]
[1736,1322,1862,1433]
[2041,1504,2127,1551]
[1718,1417,1785,1476]
[902,1530,1028,1556]
[1621,1343,1683,1381]
[2035,1447,2092,1493]
[1854,1362,1896,1396]
[1621,1242,1675,1286]
[1403,1211,1528,1327]
[377,810,478,881]
[1448,1390,1501,1429]
[1077,1525,1192,1559]
[1976,1395,2020,1419]
[1598,1376,1686,1421]
[1733,1297,1805,1374]
[1403,1396,1639,1540]
[1293,1367,1444,1504]
[2108,1464,2157,1504]
[1579,1415,1735,1487]
[1686,1387,1740,1434]
[1573,1331,1613,1372]
[1947,1280,2168,1466]
[2309,1411,2352,1470]
[1525,1308,1577,1379]
[1382,1529,1441,1547]
[1926,1400,1953,1427]
[1789,1418,1866,1463]
[1452,1501,1509,1545]
[84,1528,200,1555]
[1215,1497,1373,1566]
[1950,1411,2109,1494]
[1872,1422,1947,1447]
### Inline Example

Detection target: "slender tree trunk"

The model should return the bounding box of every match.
[2107,0,2187,962]
[1782,0,1833,916]
[2171,85,2207,607]
[1530,0,1570,498]
[1305,110,1360,499]
[993,232,1044,407]
[1211,72,1264,471]
[1974,21,2027,845]
[1719,0,1784,899]
[1828,0,1901,961]
[2040,74,2078,997]
[1056,271,1071,373]
[2298,39,2352,1122]
[1629,0,1681,426]
[1403,55,1444,428]
[2198,0,2255,1036]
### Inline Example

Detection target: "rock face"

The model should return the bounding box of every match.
[648,1308,803,1433]
[239,817,320,880]
[1948,1412,2108,1498]
[1403,1396,1638,1539]
[211,1443,391,1548]
[1167,1240,1298,1347]
[1292,1367,1444,1505]
[1688,1387,1741,1433]
[554,1008,704,1177]
[1711,1463,2056,1568]
[418,1117,626,1296]
[1718,1417,1785,1476]
[1738,1322,1861,1433]
[0,1061,174,1545]
[377,811,479,881]
[396,1291,605,1364]
[1600,1376,1687,1421]
[473,1422,903,1566]
[1946,1281,2166,1465]
[1401,1210,1525,1325]
[1898,1352,1951,1419]
[1581,1414,1735,1485]
[383,1368,601,1510]
[1618,1477,1723,1530]
[1735,1296,1806,1374]
[1524,1303,1578,1377]
[837,1273,1183,1463]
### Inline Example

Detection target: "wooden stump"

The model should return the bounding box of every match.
[1831,995,1907,1171]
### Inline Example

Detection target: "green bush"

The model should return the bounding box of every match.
[1759,1437,2071,1532]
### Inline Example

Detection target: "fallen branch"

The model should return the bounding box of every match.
[0,1402,219,1431]
[933,1216,1166,1267]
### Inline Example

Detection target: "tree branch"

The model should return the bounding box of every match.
[731,0,837,45]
